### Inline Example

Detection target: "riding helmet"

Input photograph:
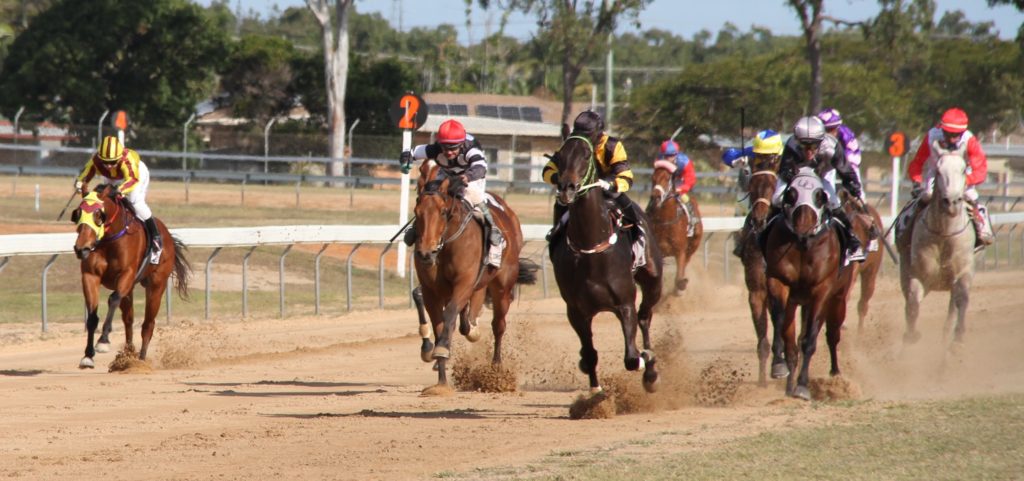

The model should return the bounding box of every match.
[97,136,125,163]
[437,119,467,145]
[659,140,679,157]
[572,111,604,136]
[816,108,842,128]
[752,129,783,155]
[793,116,826,144]
[940,108,969,133]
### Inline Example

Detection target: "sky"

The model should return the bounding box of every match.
[204,0,1024,43]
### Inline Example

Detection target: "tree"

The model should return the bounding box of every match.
[306,0,353,177]
[788,0,826,114]
[0,0,228,126]
[220,35,298,125]
[477,0,650,128]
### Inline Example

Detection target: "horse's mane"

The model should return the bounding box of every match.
[422,179,445,193]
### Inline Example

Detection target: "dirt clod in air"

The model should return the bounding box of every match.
[568,390,616,420]
[810,376,861,401]
[694,358,747,406]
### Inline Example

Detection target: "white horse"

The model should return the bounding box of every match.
[899,150,975,345]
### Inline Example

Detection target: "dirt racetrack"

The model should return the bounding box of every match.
[1,265,1022,480]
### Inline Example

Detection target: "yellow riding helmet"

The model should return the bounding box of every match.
[752,129,783,155]
[97,136,124,163]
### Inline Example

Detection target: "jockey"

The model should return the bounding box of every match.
[901,107,993,248]
[816,108,866,203]
[726,129,783,257]
[657,139,700,237]
[543,110,640,240]
[774,116,866,263]
[75,135,162,264]
[400,119,503,251]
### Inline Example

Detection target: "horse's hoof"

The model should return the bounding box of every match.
[420,339,434,363]
[464,326,481,343]
[624,356,642,371]
[432,346,450,360]
[79,357,95,369]
[903,330,922,345]
[771,362,790,379]
[642,371,659,393]
[589,386,604,396]
[432,360,440,372]
[95,342,110,354]
[791,385,812,401]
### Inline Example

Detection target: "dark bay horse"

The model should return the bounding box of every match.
[736,158,789,387]
[763,168,858,399]
[646,160,703,295]
[548,135,664,394]
[411,175,537,388]
[71,184,190,368]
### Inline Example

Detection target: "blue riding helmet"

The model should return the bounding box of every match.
[721,147,753,167]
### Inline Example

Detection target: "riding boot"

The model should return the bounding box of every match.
[547,202,569,242]
[966,198,994,248]
[477,202,504,246]
[144,217,163,264]
[684,198,699,237]
[831,207,865,263]
[733,216,750,258]
[613,192,638,227]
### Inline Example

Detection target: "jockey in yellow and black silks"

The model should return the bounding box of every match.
[76,135,162,263]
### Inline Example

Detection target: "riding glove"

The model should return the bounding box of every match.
[399,150,412,174]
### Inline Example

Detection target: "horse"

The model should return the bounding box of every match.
[411,174,537,388]
[763,167,859,399]
[71,184,191,369]
[646,160,703,295]
[898,151,975,345]
[735,157,789,387]
[840,189,884,330]
[548,135,664,394]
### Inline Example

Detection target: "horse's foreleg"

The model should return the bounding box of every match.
[673,247,689,295]
[140,279,168,361]
[903,278,926,344]
[748,288,770,387]
[616,304,643,372]
[567,307,600,392]
[768,282,790,380]
[794,299,826,401]
[412,287,434,362]
[825,297,847,377]
[950,276,972,344]
[80,275,102,369]
[782,299,800,397]
[459,289,486,342]
[857,264,880,331]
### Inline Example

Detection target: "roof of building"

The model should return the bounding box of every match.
[418,115,562,138]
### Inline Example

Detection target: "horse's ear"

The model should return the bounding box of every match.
[560,123,570,141]
[70,208,81,224]
[783,188,798,206]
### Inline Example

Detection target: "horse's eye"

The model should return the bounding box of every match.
[71,209,81,223]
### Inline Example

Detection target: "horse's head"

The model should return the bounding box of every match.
[747,154,781,232]
[650,160,676,209]
[71,190,110,260]
[552,136,597,205]
[782,168,828,244]
[412,177,455,265]
[934,151,967,217]
[416,160,441,195]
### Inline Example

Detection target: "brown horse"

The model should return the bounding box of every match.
[646,161,703,295]
[548,135,664,394]
[841,190,883,330]
[411,175,537,388]
[736,159,789,387]
[764,167,858,399]
[71,184,190,369]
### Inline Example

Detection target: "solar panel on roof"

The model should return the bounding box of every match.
[498,106,521,121]
[477,105,499,118]
[448,104,469,116]
[429,104,449,115]
[520,107,543,122]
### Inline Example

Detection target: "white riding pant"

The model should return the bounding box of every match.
[437,170,486,205]
[102,161,152,220]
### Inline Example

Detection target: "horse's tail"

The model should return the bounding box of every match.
[516,258,540,285]
[171,235,192,300]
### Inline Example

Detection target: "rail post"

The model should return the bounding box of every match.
[378,243,394,309]
[41,254,59,332]
[242,246,258,318]
[345,243,363,312]
[279,245,293,318]
[314,243,330,315]
[205,247,222,320]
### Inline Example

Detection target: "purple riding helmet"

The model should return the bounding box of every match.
[817,108,862,167]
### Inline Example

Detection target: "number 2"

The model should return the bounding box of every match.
[398,95,420,129]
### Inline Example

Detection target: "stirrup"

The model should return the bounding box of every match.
[847,246,866,263]
[149,245,162,264]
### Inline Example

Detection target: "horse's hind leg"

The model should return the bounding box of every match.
[903,278,926,344]
[567,307,600,392]
[637,268,663,392]
[674,249,689,294]
[488,283,511,364]
[140,280,168,361]
[118,292,135,353]
[857,263,880,331]
[748,287,770,387]
[458,290,485,343]
[949,277,972,344]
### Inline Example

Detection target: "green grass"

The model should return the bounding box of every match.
[453,394,1024,480]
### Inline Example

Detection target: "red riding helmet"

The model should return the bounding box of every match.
[437,119,467,145]
[940,108,968,133]
[659,140,679,157]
